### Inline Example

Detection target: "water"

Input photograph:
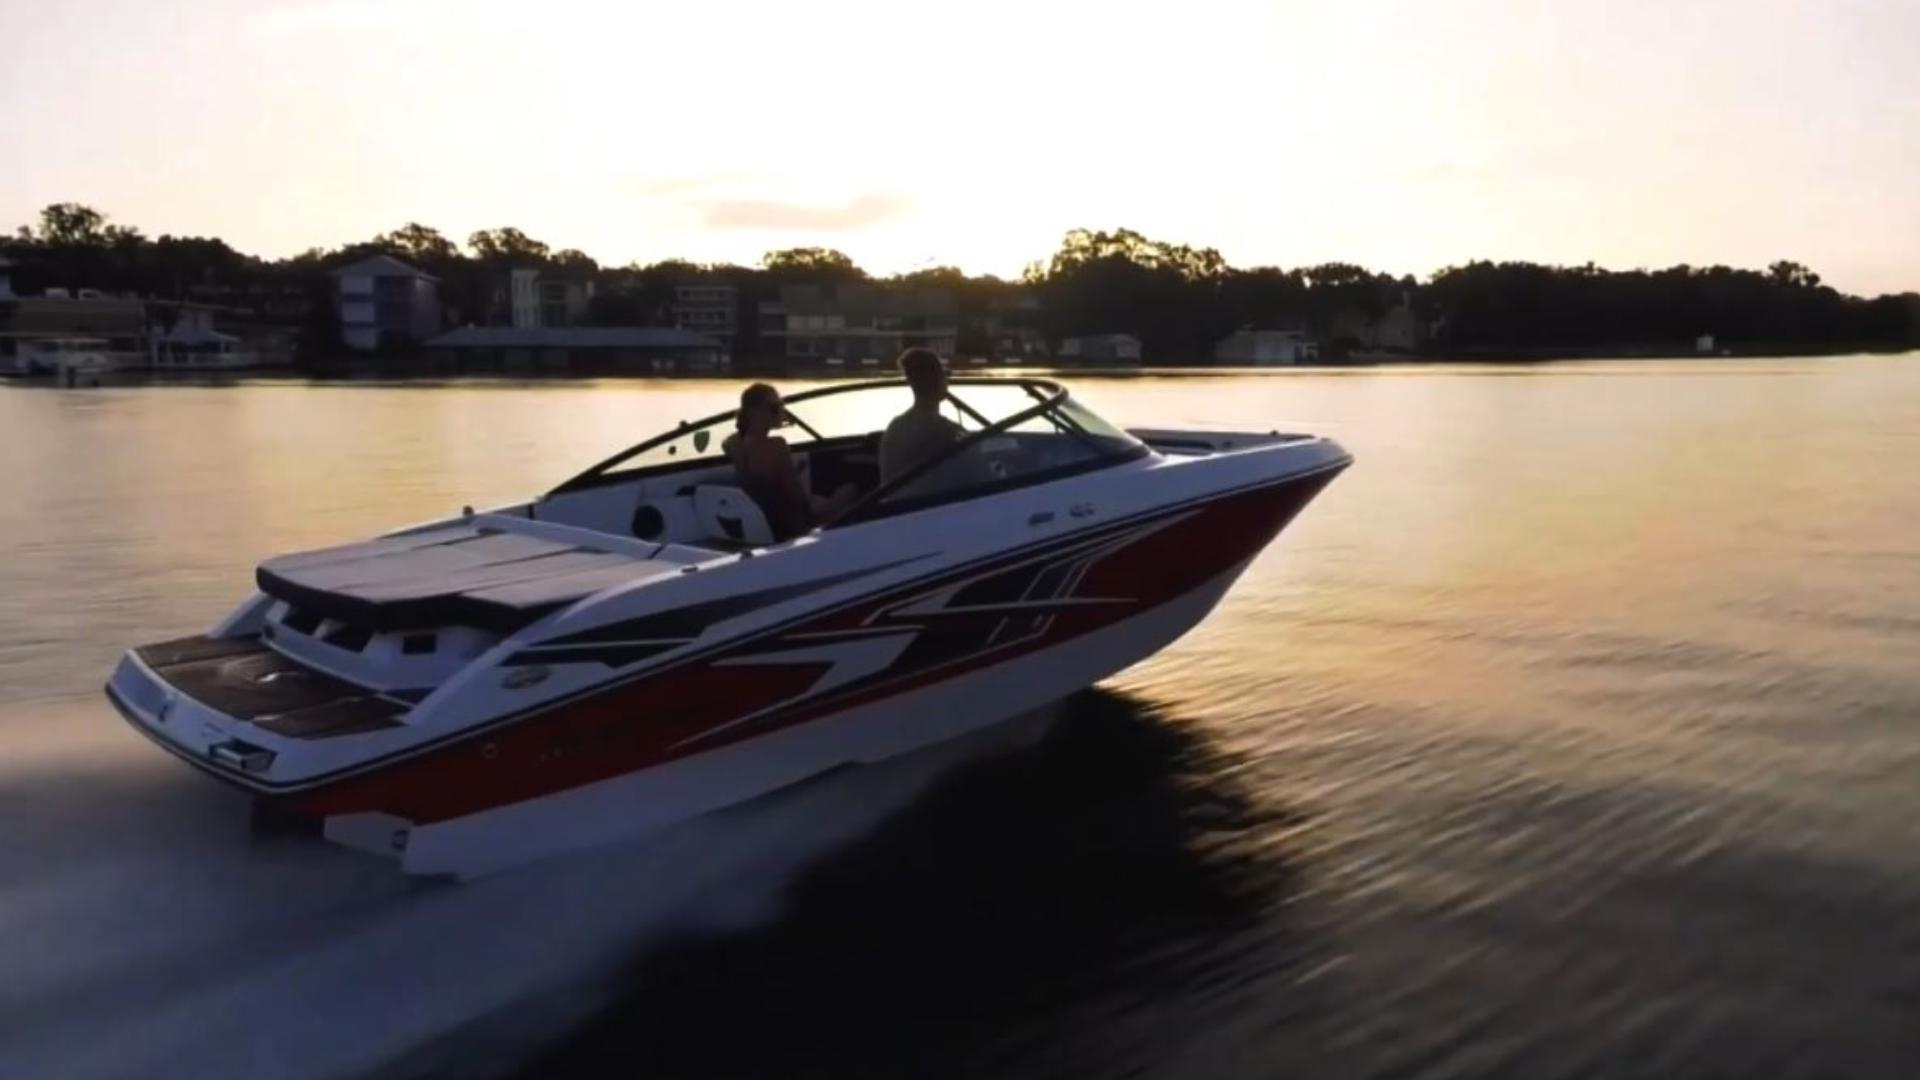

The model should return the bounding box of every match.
[3,359,1919,1079]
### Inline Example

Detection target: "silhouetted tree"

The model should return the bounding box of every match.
[1026,227,1237,361]
[30,203,110,246]
[1041,227,1227,282]
[468,227,551,262]
[761,247,863,280]
[1769,260,1820,289]
[372,223,459,263]
[1421,258,1881,353]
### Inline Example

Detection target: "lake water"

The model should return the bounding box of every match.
[3,359,1919,1079]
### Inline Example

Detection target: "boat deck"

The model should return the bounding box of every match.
[257,517,704,633]
[134,635,406,739]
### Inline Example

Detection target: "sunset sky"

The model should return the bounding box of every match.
[3,0,1916,293]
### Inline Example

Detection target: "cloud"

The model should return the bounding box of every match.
[626,173,759,198]
[624,176,913,232]
[701,193,915,231]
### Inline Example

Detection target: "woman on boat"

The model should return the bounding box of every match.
[724,382,858,540]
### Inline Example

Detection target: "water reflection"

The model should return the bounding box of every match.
[510,689,1306,1080]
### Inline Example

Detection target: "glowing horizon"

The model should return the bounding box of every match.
[3,0,1916,294]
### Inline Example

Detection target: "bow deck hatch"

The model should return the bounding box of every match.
[256,521,687,633]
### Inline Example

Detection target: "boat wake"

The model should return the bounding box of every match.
[509,687,1285,1080]
[0,700,1067,1080]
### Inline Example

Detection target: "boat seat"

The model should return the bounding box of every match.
[693,485,776,547]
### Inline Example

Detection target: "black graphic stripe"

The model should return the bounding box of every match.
[536,557,929,648]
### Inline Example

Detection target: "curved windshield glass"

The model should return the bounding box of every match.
[941,383,1053,431]
[781,382,1048,445]
[591,418,731,477]
[548,378,1141,500]
[783,384,929,442]
[1053,395,1140,447]
[873,390,1145,508]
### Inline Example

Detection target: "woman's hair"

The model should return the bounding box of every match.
[737,382,780,432]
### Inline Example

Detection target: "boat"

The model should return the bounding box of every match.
[104,378,1351,877]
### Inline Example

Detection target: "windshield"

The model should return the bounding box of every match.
[783,384,946,442]
[781,382,1052,444]
[573,415,732,480]
[548,378,1143,499]
[873,390,1143,508]
[1053,394,1141,448]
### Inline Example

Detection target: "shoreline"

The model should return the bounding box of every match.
[2,349,1914,389]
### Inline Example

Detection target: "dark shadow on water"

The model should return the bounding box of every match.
[505,687,1308,1080]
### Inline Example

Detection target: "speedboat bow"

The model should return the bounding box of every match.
[106,378,1350,875]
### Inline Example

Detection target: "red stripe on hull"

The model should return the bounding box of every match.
[291,469,1338,823]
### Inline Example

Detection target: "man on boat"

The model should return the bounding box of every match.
[880,348,964,484]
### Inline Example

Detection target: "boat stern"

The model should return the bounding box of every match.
[106,646,279,786]
[104,633,413,793]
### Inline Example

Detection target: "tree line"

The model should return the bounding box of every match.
[4,203,1914,361]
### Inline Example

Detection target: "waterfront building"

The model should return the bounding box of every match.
[422,326,726,373]
[1215,327,1320,365]
[974,289,1049,362]
[149,304,292,369]
[329,254,442,352]
[508,267,593,329]
[671,283,739,358]
[1056,333,1144,364]
[1328,292,1428,355]
[0,296,147,373]
[758,284,957,365]
[0,295,287,373]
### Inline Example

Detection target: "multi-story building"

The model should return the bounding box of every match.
[974,289,1049,362]
[508,268,593,329]
[670,283,738,356]
[329,254,441,352]
[423,326,726,373]
[758,284,957,365]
